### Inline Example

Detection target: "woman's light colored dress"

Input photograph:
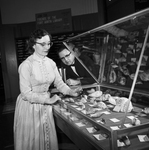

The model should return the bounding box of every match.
[14,53,70,150]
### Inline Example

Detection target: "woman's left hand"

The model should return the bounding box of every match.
[44,94,61,104]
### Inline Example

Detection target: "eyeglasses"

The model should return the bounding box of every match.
[60,52,71,61]
[35,42,53,47]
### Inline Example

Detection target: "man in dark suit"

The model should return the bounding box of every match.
[57,43,98,86]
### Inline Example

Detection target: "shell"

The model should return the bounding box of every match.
[88,90,103,98]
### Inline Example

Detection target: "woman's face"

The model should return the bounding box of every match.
[58,48,75,66]
[33,35,52,58]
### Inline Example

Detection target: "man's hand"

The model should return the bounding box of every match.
[66,79,81,86]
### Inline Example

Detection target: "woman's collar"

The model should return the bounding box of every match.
[33,52,46,62]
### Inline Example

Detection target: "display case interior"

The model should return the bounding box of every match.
[53,87,149,150]
[64,8,149,99]
[52,8,149,150]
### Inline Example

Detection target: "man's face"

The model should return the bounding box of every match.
[59,48,75,66]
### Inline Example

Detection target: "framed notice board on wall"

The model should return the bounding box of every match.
[36,9,72,34]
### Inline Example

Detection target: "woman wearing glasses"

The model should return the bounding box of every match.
[14,29,80,150]
[58,43,97,86]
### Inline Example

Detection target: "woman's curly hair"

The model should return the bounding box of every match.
[26,29,52,54]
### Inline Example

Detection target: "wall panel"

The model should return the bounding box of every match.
[0,0,98,24]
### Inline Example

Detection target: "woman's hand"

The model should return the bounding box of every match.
[69,87,83,97]
[44,94,61,104]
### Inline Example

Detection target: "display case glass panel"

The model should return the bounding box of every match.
[64,8,149,97]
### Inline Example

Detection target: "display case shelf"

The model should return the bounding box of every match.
[53,95,149,150]
[100,83,149,97]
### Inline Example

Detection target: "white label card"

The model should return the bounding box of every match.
[124,123,133,128]
[110,118,120,122]
[86,127,96,133]
[93,134,106,140]
[127,116,135,120]
[110,126,120,130]
[138,135,149,142]
[75,122,86,127]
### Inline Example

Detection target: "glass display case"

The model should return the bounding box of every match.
[53,8,149,150]
[64,7,149,98]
